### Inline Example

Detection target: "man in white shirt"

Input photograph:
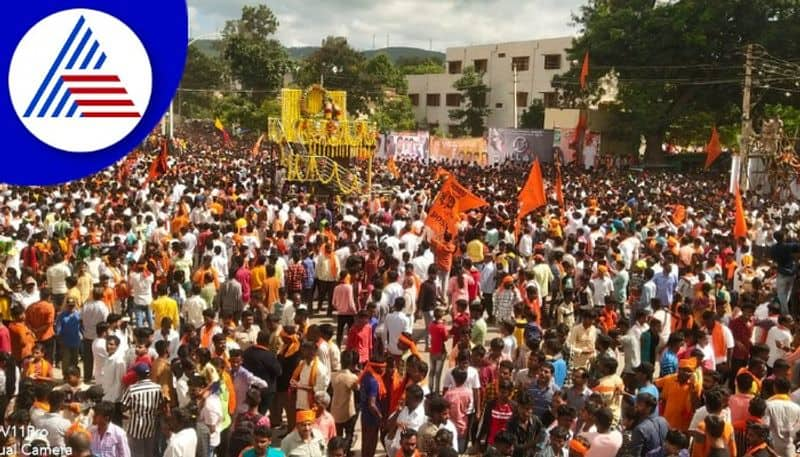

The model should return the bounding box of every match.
[385,384,427,457]
[162,406,198,457]
[765,378,800,457]
[127,262,154,328]
[81,286,109,382]
[291,342,330,412]
[766,315,793,368]
[154,318,181,359]
[385,299,411,357]
[37,390,72,447]
[381,271,405,310]
[46,254,71,306]
[99,335,127,422]
[92,323,109,381]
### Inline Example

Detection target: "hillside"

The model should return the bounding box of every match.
[191,39,444,64]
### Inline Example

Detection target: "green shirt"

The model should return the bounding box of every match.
[471,318,487,347]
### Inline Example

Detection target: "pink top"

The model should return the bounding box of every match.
[443,385,472,436]
[447,274,474,312]
[332,283,356,315]
[728,393,753,425]
[0,324,10,354]
[315,410,337,441]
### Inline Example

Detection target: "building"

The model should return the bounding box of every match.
[406,37,573,135]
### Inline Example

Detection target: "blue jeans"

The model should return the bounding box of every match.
[776,274,794,315]
[134,304,154,328]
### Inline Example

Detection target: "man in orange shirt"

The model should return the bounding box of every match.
[9,305,36,364]
[193,255,220,290]
[263,264,281,314]
[430,232,456,292]
[655,359,701,431]
[25,288,56,362]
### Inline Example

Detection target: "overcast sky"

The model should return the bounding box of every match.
[187,0,584,50]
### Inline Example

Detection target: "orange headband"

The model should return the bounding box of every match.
[296,409,316,424]
[678,358,697,369]
[569,439,589,456]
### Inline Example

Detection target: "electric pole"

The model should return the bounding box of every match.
[513,65,518,129]
[739,43,753,190]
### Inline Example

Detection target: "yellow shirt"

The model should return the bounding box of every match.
[66,287,82,308]
[466,239,485,263]
[251,265,266,294]
[151,296,179,329]
[77,274,93,305]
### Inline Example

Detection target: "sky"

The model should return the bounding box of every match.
[187,0,584,51]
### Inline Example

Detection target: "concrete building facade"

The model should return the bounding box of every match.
[406,37,573,135]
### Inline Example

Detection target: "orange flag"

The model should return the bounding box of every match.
[733,185,748,239]
[434,167,450,181]
[518,159,547,222]
[554,163,565,211]
[388,157,400,178]
[580,52,590,90]
[672,204,686,225]
[252,134,264,156]
[147,139,169,182]
[425,175,488,236]
[704,127,722,169]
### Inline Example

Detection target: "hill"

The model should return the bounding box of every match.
[191,40,444,64]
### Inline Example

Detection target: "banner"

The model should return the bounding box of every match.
[385,131,429,161]
[487,128,555,165]
[429,137,488,164]
[553,128,601,167]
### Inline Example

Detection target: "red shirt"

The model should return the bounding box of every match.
[729,316,753,361]
[346,322,372,364]
[429,321,448,356]
[487,401,514,444]
[122,354,153,386]
[468,269,480,302]
[451,312,470,345]
[0,324,10,354]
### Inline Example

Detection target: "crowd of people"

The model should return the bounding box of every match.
[0,125,799,457]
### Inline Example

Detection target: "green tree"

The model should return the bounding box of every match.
[519,99,545,129]
[397,57,444,75]
[448,66,490,137]
[296,36,375,115]
[553,0,800,162]
[364,54,408,94]
[222,5,288,104]
[179,44,228,119]
[214,94,281,132]
[371,96,417,132]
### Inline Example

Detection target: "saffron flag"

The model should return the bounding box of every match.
[252,134,264,156]
[580,52,590,90]
[672,204,686,225]
[214,118,231,145]
[554,163,565,211]
[704,127,722,169]
[425,175,488,236]
[518,159,547,222]
[147,139,169,182]
[388,157,400,178]
[733,185,748,239]
[434,167,451,181]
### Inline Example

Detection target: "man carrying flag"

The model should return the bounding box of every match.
[214,118,231,146]
[516,159,547,237]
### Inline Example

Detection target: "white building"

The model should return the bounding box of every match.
[406,37,573,135]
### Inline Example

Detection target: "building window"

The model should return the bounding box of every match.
[474,59,488,73]
[409,94,419,106]
[446,93,462,107]
[426,93,441,106]
[512,56,530,71]
[543,92,558,108]
[495,102,504,108]
[516,92,529,107]
[498,52,506,58]
[448,61,462,74]
[544,54,562,70]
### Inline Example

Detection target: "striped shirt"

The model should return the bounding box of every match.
[121,379,163,439]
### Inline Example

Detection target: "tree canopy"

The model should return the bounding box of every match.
[553,0,800,161]
[448,66,491,137]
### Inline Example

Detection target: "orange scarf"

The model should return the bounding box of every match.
[357,362,387,398]
[737,368,762,393]
[744,443,767,456]
[327,250,338,279]
[32,401,50,412]
[398,334,421,358]
[26,359,52,378]
[395,449,421,457]
[279,331,300,358]
[711,322,726,358]
[291,358,319,406]
[200,324,218,348]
